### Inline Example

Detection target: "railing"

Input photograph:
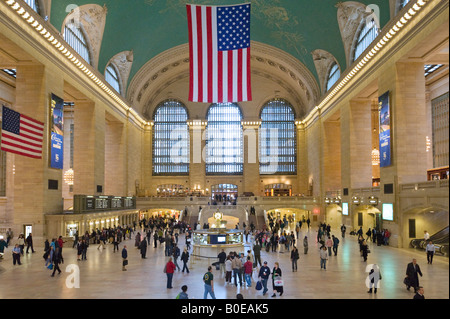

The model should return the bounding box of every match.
[399,180,449,192]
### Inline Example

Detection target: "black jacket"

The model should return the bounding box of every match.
[406,262,423,278]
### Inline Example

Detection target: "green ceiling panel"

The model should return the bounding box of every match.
[50,0,391,88]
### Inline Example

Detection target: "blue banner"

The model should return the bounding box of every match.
[50,94,64,169]
[378,91,391,168]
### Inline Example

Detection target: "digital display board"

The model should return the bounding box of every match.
[342,202,349,216]
[73,195,136,213]
[382,203,394,221]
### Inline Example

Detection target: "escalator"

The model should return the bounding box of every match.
[410,226,449,256]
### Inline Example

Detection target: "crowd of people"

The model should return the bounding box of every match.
[0,215,436,300]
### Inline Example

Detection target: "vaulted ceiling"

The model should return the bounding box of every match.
[50,0,391,91]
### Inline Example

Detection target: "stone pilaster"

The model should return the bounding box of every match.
[13,64,64,241]
[242,121,261,196]
[188,120,206,191]
[73,101,105,195]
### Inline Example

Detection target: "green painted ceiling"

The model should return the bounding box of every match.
[50,0,391,89]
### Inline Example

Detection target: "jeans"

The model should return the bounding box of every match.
[233,268,242,285]
[166,273,173,288]
[333,246,338,256]
[320,258,327,269]
[182,261,190,273]
[327,247,332,256]
[261,278,268,294]
[203,284,216,299]
[292,259,298,271]
[245,273,252,287]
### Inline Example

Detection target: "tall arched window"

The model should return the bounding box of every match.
[326,63,341,92]
[153,100,190,175]
[64,23,91,65]
[24,0,40,14]
[353,19,379,62]
[206,103,243,175]
[105,64,121,94]
[260,99,296,175]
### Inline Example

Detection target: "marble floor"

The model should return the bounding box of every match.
[0,228,448,299]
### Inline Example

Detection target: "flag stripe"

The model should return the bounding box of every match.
[187,4,194,102]
[2,132,42,148]
[0,145,42,159]
[206,6,213,103]
[1,138,42,153]
[196,5,203,102]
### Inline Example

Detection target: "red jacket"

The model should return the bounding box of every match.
[166,261,176,274]
[244,261,253,274]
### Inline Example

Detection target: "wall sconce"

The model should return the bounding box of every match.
[324,197,331,204]
[368,196,378,206]
[352,196,360,205]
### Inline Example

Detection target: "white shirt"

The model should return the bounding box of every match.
[424,233,430,240]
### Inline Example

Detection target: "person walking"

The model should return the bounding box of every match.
[26,233,35,253]
[225,256,233,284]
[367,264,382,294]
[341,225,346,238]
[361,240,369,262]
[140,235,148,259]
[232,253,243,286]
[218,249,227,275]
[253,242,262,268]
[181,247,190,273]
[325,236,333,256]
[165,257,176,289]
[320,245,328,270]
[51,247,62,277]
[332,235,340,256]
[81,239,88,261]
[303,236,309,254]
[122,245,128,271]
[12,244,21,265]
[45,246,54,269]
[258,261,271,296]
[406,258,423,293]
[271,262,283,297]
[17,234,25,255]
[290,246,299,272]
[244,256,253,287]
[203,265,216,299]
[426,241,436,264]
[113,233,120,253]
[173,244,181,270]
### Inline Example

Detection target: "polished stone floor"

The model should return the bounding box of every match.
[0,228,448,299]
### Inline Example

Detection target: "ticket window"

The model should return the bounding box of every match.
[66,223,78,237]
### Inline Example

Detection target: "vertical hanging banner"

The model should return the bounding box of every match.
[186,2,252,103]
[378,91,391,167]
[50,93,64,169]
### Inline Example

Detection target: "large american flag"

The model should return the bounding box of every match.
[186,3,252,103]
[1,106,44,159]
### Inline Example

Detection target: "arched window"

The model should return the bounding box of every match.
[105,64,121,94]
[206,103,243,175]
[153,100,190,175]
[24,0,40,14]
[260,99,296,175]
[326,63,341,92]
[353,19,379,62]
[63,23,91,65]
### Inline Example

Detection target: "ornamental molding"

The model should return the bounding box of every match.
[61,3,108,69]
[311,49,341,95]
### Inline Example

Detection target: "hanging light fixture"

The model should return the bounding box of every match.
[64,168,74,185]
[371,148,380,166]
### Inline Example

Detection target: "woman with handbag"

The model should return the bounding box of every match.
[271,262,283,297]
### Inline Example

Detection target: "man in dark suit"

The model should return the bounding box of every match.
[406,259,423,292]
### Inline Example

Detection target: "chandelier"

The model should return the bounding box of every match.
[371,148,380,166]
[63,168,74,185]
